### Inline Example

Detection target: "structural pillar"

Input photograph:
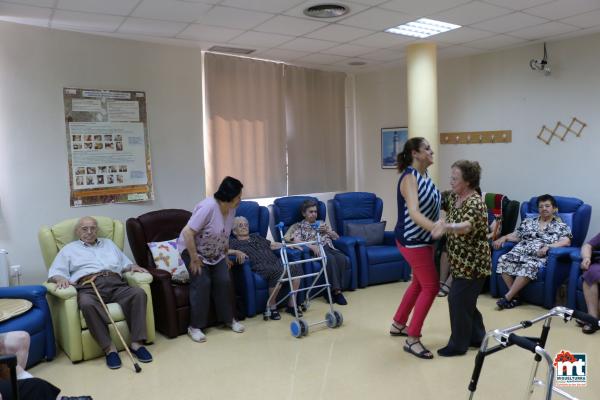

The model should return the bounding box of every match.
[406,42,439,184]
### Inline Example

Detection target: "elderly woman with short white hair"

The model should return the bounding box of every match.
[229,216,304,320]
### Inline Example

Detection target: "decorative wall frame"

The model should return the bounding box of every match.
[537,117,586,145]
[381,127,408,169]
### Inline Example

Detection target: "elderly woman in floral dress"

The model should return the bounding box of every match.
[493,194,572,309]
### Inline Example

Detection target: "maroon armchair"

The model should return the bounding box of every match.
[126,209,242,338]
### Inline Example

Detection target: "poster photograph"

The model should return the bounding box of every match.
[63,88,154,207]
[381,127,408,169]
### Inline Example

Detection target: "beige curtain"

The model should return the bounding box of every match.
[203,53,286,198]
[284,66,347,195]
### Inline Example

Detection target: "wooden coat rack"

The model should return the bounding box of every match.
[440,130,512,145]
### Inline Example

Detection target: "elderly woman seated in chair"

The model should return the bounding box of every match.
[493,194,572,309]
[229,216,303,320]
[283,199,348,305]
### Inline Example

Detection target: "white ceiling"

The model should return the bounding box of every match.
[2,0,600,72]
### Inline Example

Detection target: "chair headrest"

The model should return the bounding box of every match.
[334,192,378,219]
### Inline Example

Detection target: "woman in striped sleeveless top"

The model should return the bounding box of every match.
[389,137,442,360]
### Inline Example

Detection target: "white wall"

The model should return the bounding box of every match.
[354,33,600,239]
[353,66,408,228]
[0,22,205,284]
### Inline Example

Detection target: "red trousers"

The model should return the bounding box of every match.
[393,241,439,337]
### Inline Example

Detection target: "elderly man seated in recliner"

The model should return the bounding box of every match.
[47,216,153,370]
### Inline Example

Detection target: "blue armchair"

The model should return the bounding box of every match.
[0,285,56,368]
[233,201,302,317]
[490,195,591,308]
[329,192,410,288]
[270,196,358,291]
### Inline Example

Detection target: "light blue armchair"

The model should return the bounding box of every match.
[329,192,409,288]
[490,195,591,308]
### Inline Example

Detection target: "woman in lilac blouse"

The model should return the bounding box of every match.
[177,176,245,343]
[579,232,600,334]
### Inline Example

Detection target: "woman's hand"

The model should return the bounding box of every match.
[233,250,247,264]
[536,245,550,258]
[431,219,446,239]
[581,257,591,270]
[492,236,506,250]
[309,244,320,256]
[189,258,203,275]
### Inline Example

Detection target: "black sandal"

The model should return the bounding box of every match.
[403,340,434,359]
[389,322,408,337]
[496,296,518,310]
[582,324,598,334]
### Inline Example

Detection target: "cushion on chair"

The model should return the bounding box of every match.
[147,239,189,282]
[51,216,116,249]
[366,246,402,264]
[0,299,32,322]
[346,222,386,246]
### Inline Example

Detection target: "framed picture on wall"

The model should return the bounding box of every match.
[381,127,408,169]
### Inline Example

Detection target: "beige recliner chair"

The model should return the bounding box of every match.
[39,216,155,362]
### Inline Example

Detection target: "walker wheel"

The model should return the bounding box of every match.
[325,311,337,328]
[290,320,302,338]
[263,315,268,321]
[299,318,309,336]
[333,310,343,327]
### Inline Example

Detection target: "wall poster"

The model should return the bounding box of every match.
[63,88,154,207]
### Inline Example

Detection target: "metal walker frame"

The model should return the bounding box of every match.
[262,222,343,337]
[468,306,599,400]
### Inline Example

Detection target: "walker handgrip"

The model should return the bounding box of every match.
[571,309,600,327]
[507,334,538,353]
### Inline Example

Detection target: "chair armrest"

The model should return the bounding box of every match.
[124,271,153,286]
[383,231,396,246]
[147,268,172,281]
[42,282,77,300]
[570,250,582,261]
[270,247,303,261]
[333,236,357,253]
[547,246,577,258]
[0,285,47,303]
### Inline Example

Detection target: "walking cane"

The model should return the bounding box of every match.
[81,276,142,373]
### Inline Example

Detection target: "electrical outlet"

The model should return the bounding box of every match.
[9,265,22,286]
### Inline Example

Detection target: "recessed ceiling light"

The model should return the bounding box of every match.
[304,4,349,18]
[385,18,461,39]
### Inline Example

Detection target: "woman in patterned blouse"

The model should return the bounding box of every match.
[493,194,572,310]
[284,200,348,306]
[434,160,491,357]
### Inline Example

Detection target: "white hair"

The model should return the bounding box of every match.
[233,216,248,228]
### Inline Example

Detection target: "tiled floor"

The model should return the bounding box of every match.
[32,282,599,399]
